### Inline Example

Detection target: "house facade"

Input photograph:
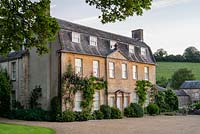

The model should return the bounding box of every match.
[177,80,200,108]
[0,19,156,111]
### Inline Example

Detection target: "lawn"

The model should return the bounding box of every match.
[0,123,55,134]
[156,62,200,81]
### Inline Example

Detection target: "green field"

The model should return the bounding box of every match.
[0,123,55,134]
[156,62,200,81]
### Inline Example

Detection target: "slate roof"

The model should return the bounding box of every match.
[57,19,156,64]
[0,50,27,63]
[156,85,166,92]
[175,89,189,96]
[179,80,200,89]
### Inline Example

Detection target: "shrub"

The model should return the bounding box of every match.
[155,90,178,112]
[0,69,11,117]
[100,105,111,119]
[92,110,104,120]
[193,103,200,110]
[111,107,122,119]
[124,103,144,118]
[74,111,91,121]
[9,109,51,121]
[62,110,75,122]
[147,103,160,115]
[50,96,61,121]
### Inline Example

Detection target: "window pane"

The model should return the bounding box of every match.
[117,97,121,109]
[109,97,115,107]
[122,64,127,79]
[72,32,80,43]
[132,91,138,103]
[109,62,115,78]
[144,67,149,80]
[11,62,16,80]
[124,96,128,108]
[75,59,82,75]
[133,65,137,80]
[129,45,134,53]
[93,91,100,110]
[141,47,146,56]
[90,36,97,46]
[75,91,82,111]
[110,40,116,49]
[93,61,99,77]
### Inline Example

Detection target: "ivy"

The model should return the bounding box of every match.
[135,80,152,107]
[62,64,107,112]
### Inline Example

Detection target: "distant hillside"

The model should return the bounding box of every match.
[156,62,200,81]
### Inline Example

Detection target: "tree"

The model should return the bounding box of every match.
[86,0,152,23]
[0,69,12,117]
[170,68,195,89]
[0,0,153,55]
[0,0,60,55]
[183,46,200,62]
[154,48,168,61]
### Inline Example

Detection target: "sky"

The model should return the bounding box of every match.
[50,0,200,55]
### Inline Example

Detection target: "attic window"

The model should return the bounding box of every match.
[90,36,97,46]
[129,45,135,53]
[141,47,147,56]
[110,40,116,50]
[72,32,80,43]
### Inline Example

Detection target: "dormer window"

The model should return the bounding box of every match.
[129,45,135,53]
[72,32,80,43]
[141,47,146,56]
[110,40,116,50]
[90,36,97,46]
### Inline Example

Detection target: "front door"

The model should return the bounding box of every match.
[117,96,122,110]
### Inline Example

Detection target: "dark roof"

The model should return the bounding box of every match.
[0,50,27,63]
[179,80,200,89]
[57,19,156,64]
[175,90,189,96]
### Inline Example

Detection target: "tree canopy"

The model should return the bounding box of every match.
[86,0,152,23]
[0,0,59,55]
[0,0,153,55]
[170,68,195,89]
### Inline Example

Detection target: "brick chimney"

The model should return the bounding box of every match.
[132,29,143,41]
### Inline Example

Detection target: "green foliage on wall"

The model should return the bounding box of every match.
[62,64,107,112]
[135,80,152,107]
[0,69,11,116]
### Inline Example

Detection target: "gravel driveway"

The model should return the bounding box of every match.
[1,115,200,134]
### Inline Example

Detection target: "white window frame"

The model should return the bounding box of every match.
[132,91,138,104]
[90,36,97,46]
[93,60,99,77]
[72,32,80,43]
[144,67,149,80]
[11,62,16,80]
[129,45,135,53]
[124,96,129,108]
[74,91,82,111]
[109,62,115,78]
[109,96,115,107]
[75,58,83,75]
[141,47,146,56]
[110,40,116,50]
[132,65,138,80]
[122,63,127,79]
[93,91,100,110]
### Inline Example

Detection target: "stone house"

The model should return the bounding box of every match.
[177,80,200,108]
[0,19,156,111]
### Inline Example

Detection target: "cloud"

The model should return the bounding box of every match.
[152,0,193,9]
